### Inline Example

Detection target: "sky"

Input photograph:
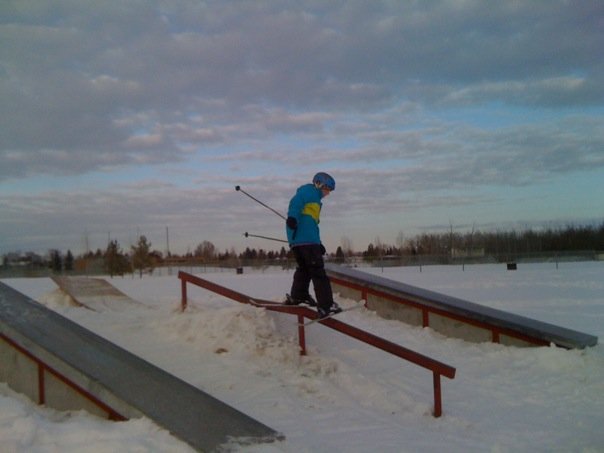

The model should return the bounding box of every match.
[1,0,603,256]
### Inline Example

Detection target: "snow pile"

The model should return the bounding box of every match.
[39,288,80,309]
[0,383,195,452]
[1,261,603,452]
[157,302,302,362]
[149,298,405,412]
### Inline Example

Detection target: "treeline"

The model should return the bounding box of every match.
[1,236,294,277]
[360,222,604,259]
[2,236,165,278]
[84,237,289,277]
[3,222,603,276]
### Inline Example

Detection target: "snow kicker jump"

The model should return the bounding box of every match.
[51,276,143,312]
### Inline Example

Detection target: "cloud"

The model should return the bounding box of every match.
[1,1,603,253]
[0,183,264,253]
[442,76,603,108]
[2,0,602,178]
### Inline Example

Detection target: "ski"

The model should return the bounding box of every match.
[298,305,362,326]
[248,297,280,307]
[248,297,309,310]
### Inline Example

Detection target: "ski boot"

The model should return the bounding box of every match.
[284,293,317,307]
[317,302,342,319]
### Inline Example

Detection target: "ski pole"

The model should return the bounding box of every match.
[244,232,288,244]
[235,185,286,220]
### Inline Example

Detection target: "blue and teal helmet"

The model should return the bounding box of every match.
[313,172,335,191]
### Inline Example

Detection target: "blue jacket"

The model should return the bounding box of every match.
[286,183,323,246]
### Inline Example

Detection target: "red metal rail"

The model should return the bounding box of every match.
[178,271,456,417]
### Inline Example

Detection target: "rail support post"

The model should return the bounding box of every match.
[433,372,442,417]
[181,278,187,312]
[297,315,307,355]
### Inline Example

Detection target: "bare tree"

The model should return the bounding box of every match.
[194,240,217,262]
[340,236,354,256]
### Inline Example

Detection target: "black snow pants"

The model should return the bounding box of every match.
[290,244,334,310]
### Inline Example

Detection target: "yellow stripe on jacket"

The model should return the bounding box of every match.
[302,202,321,223]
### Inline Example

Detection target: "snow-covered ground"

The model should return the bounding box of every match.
[2,261,603,452]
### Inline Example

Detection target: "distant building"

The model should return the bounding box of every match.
[4,251,44,266]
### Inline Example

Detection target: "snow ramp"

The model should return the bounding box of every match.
[51,276,142,311]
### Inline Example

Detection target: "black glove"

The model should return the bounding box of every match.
[286,216,297,230]
[320,244,326,255]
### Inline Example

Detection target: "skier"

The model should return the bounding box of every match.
[284,172,342,319]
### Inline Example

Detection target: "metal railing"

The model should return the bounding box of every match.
[178,271,456,417]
